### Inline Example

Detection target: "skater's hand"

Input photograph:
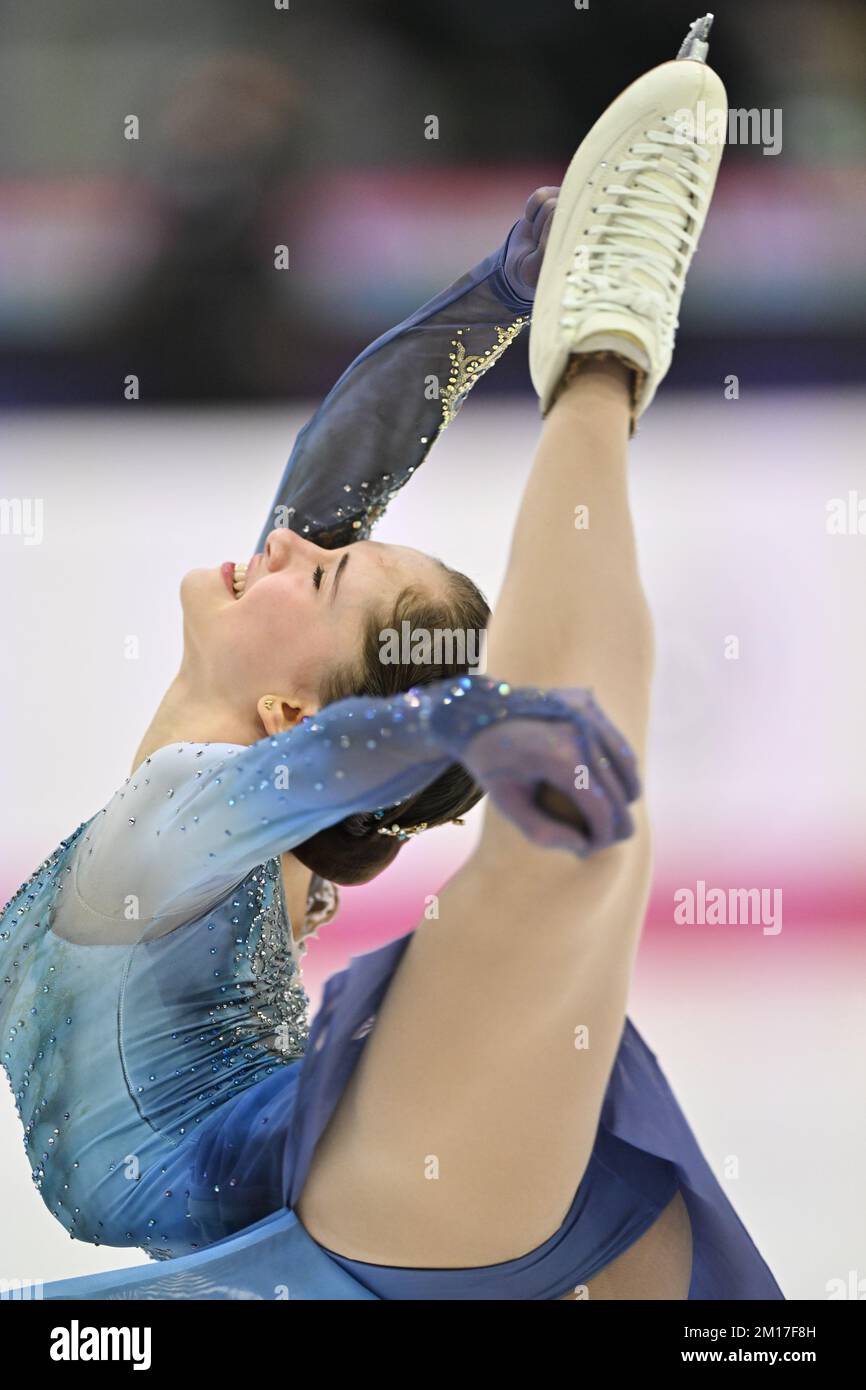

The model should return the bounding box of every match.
[459,689,640,858]
[503,186,559,300]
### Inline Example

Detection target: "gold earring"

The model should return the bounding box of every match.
[263,697,275,711]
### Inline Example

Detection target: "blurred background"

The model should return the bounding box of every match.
[1,0,864,402]
[1,0,864,1298]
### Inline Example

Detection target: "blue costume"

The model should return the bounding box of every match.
[0,204,783,1299]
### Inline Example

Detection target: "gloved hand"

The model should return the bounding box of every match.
[455,686,640,857]
[502,186,560,301]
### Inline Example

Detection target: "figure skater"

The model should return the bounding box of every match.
[0,18,784,1300]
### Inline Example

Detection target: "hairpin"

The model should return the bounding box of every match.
[376,816,466,840]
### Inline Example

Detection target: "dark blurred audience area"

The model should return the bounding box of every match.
[1,0,864,406]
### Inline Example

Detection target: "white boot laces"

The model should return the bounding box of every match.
[562,114,714,341]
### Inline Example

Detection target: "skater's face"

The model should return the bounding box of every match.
[180,530,448,723]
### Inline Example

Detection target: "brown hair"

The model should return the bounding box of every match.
[291,562,490,885]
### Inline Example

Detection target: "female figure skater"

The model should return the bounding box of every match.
[1,20,784,1300]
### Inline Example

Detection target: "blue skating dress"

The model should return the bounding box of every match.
[0,207,784,1299]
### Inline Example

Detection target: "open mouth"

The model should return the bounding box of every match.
[221,560,248,599]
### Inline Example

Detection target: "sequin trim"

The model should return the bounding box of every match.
[236,859,310,1060]
[438,319,527,434]
[0,825,88,1202]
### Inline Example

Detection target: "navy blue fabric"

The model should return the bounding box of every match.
[281,933,785,1300]
[315,1129,679,1301]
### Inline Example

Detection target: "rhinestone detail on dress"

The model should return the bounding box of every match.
[438,319,527,433]
[236,859,310,1060]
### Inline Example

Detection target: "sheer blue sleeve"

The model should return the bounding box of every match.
[137,677,586,920]
[72,673,635,929]
[253,195,557,551]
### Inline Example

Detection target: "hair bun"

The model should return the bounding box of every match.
[341,810,379,840]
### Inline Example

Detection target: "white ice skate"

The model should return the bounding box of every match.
[529,15,728,423]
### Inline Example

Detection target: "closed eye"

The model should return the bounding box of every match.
[312,564,324,591]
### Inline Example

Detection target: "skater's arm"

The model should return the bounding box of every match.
[254,190,556,551]
[75,674,621,935]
